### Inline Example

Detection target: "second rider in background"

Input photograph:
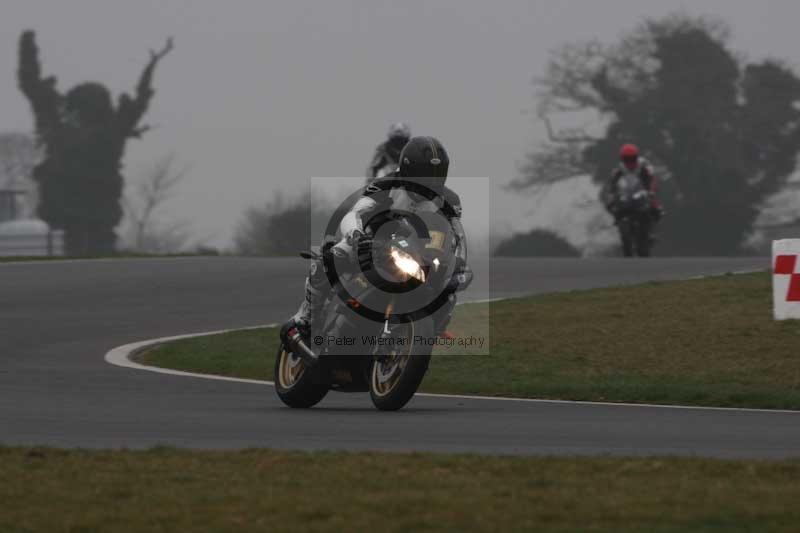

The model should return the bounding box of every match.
[366,122,411,183]
[603,143,664,230]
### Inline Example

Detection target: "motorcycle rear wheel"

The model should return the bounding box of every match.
[274,344,329,408]
[369,319,433,411]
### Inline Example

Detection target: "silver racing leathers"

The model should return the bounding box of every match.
[285,179,472,338]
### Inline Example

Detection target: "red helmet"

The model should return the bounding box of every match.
[620,144,640,170]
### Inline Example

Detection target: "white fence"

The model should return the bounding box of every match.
[0,220,64,257]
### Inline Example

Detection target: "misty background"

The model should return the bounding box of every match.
[3,0,800,251]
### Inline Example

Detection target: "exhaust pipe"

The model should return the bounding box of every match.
[286,327,320,366]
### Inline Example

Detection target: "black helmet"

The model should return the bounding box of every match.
[398,136,449,195]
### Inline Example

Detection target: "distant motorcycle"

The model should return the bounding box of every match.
[275,211,460,411]
[365,163,399,186]
[374,163,398,179]
[611,172,653,257]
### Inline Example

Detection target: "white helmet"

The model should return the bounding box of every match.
[387,122,411,141]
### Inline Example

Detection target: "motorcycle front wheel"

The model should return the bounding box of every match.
[274,344,329,408]
[635,217,652,257]
[369,319,433,411]
[618,219,634,257]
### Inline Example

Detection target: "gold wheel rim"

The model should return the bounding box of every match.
[278,348,305,389]
[371,323,414,398]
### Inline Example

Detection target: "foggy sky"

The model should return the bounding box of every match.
[3,0,800,248]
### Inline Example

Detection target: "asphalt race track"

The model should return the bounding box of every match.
[3,256,799,458]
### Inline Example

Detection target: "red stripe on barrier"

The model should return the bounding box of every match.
[774,254,797,275]
[788,274,800,302]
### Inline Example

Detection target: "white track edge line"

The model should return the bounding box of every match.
[104,325,277,386]
[0,256,219,267]
[104,318,800,416]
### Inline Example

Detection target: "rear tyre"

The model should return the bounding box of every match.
[274,344,329,408]
[369,319,433,411]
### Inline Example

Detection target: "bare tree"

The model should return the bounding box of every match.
[123,154,191,253]
[235,191,332,256]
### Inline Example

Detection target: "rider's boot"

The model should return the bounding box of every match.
[433,294,457,339]
[280,278,326,344]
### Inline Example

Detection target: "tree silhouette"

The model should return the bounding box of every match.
[235,192,333,257]
[494,229,580,257]
[17,30,173,255]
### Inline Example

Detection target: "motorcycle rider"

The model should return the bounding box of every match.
[366,122,411,182]
[603,143,664,222]
[282,136,472,343]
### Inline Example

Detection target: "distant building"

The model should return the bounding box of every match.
[0,188,63,257]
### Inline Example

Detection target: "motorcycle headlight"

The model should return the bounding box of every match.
[390,247,425,282]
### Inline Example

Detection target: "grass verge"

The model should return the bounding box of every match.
[139,272,800,410]
[2,446,800,533]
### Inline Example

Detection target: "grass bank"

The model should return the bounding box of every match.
[2,446,800,533]
[140,272,800,409]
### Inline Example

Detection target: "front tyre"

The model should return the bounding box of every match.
[618,218,634,257]
[635,215,653,257]
[369,319,433,411]
[274,344,329,408]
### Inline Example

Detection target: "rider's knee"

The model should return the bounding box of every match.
[307,259,328,290]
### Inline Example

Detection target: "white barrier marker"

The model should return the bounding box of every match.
[773,239,800,320]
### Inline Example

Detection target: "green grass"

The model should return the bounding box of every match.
[2,446,800,533]
[140,272,800,409]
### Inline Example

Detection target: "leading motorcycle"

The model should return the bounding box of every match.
[275,211,459,411]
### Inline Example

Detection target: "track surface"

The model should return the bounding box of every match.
[3,256,798,458]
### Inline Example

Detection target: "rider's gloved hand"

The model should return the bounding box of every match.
[347,229,367,247]
[331,230,373,265]
[447,262,473,293]
[352,230,374,264]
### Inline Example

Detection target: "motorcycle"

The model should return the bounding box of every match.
[275,211,459,411]
[374,163,399,180]
[365,163,399,187]
[612,173,654,257]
